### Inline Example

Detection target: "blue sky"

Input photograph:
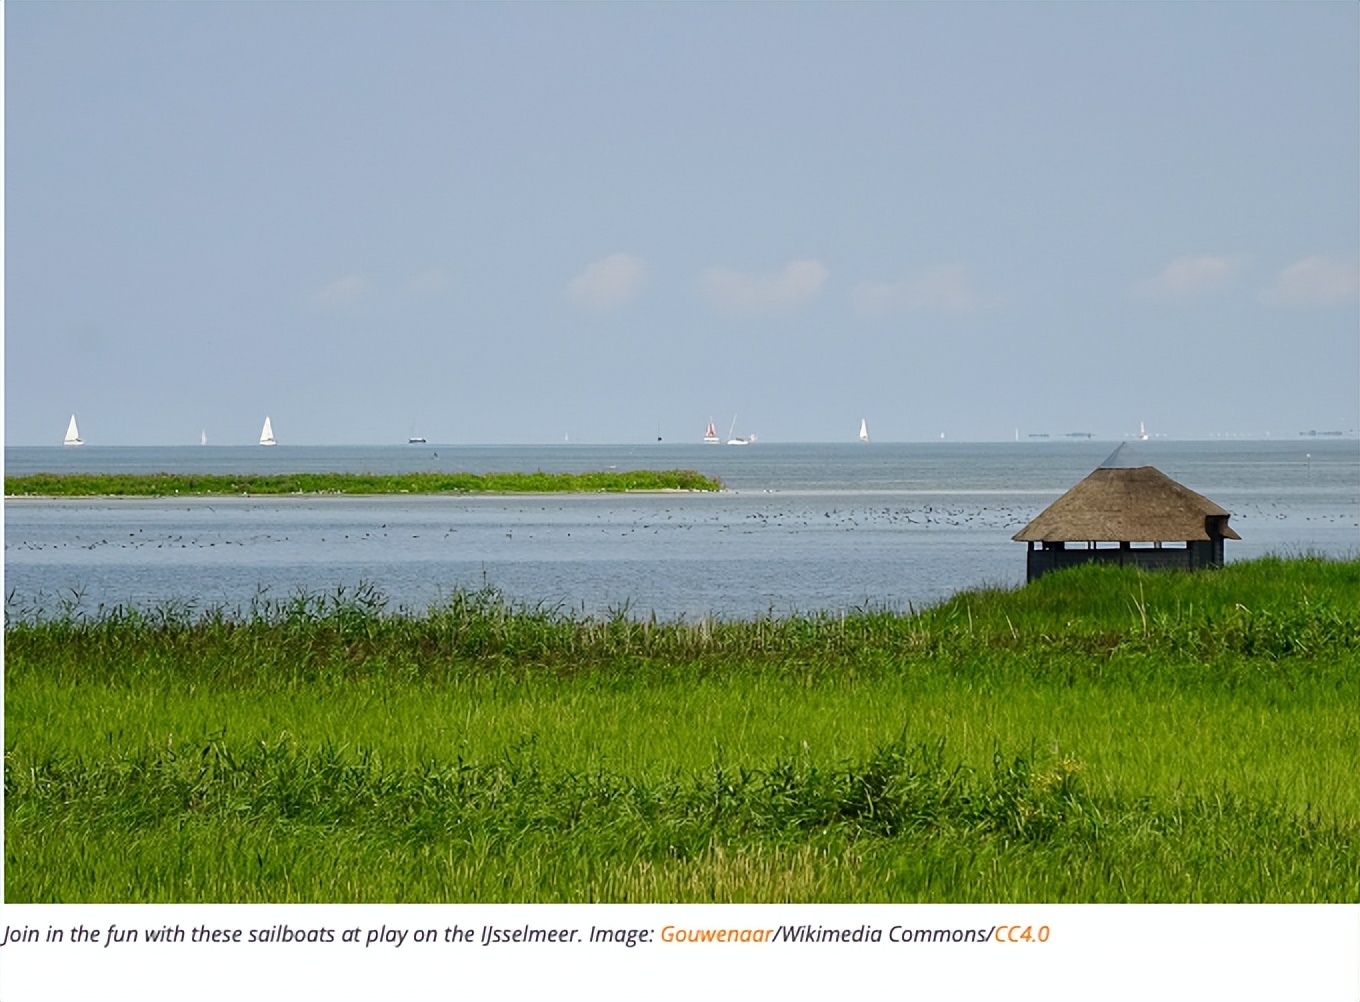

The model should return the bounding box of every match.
[5,3,1357,445]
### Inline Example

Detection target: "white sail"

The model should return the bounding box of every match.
[259,416,276,446]
[64,414,84,446]
[200,429,207,446]
[726,415,748,446]
[859,418,869,443]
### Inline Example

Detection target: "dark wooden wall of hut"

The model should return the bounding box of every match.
[1026,539,1224,582]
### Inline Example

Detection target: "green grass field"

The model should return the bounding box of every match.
[3,469,722,497]
[5,557,1356,903]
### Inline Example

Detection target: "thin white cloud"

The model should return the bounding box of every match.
[1260,255,1359,307]
[699,259,828,316]
[312,274,372,309]
[1137,255,1243,301]
[406,268,450,295]
[568,253,648,311]
[850,264,984,317]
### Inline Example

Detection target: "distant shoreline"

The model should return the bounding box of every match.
[3,470,724,498]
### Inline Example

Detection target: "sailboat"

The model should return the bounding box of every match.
[1138,421,1149,441]
[726,415,752,446]
[64,414,84,446]
[859,418,870,443]
[200,429,207,446]
[259,416,277,446]
[703,418,720,444]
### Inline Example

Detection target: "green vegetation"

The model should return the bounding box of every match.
[3,469,722,497]
[5,557,1357,903]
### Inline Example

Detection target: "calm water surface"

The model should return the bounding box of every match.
[6,441,1356,620]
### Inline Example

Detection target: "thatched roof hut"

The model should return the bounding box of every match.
[1013,445,1239,580]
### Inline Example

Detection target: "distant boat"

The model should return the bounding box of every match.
[726,415,753,446]
[408,436,427,444]
[64,414,84,447]
[703,419,720,444]
[859,418,869,443]
[1138,421,1149,441]
[259,416,277,446]
[200,429,207,446]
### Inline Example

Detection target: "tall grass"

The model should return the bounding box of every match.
[10,557,1354,677]
[9,737,1353,903]
[5,557,1357,903]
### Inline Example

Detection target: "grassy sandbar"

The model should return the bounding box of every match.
[3,469,723,497]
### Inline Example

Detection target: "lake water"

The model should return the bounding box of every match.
[5,440,1356,621]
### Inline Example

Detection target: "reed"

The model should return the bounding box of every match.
[5,557,1356,903]
[8,738,1353,903]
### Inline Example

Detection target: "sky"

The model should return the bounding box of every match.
[4,2,1358,446]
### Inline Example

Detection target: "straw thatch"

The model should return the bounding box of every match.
[1012,465,1241,543]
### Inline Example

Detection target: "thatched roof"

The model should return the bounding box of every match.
[1013,465,1241,543]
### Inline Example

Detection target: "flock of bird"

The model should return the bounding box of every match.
[7,495,1352,556]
